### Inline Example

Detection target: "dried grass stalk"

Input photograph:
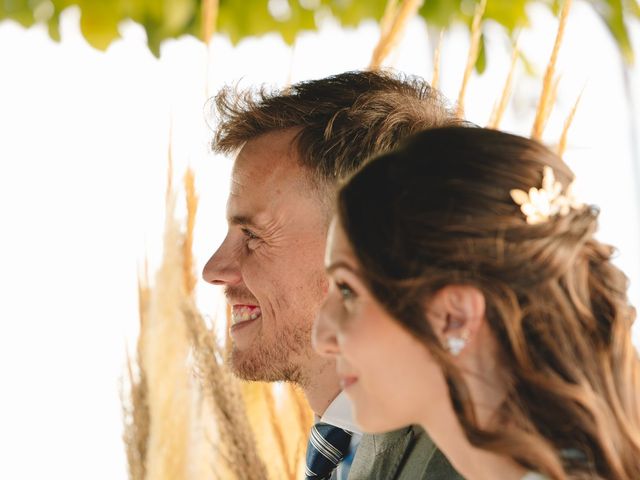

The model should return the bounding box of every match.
[488,37,520,129]
[431,29,444,90]
[142,189,195,480]
[180,165,219,480]
[289,385,314,437]
[531,0,573,139]
[124,131,312,480]
[182,168,198,297]
[190,388,220,480]
[241,382,286,479]
[557,89,583,156]
[184,305,266,480]
[244,382,303,479]
[122,348,150,480]
[281,383,314,478]
[241,381,313,479]
[201,0,219,45]
[180,165,266,479]
[456,0,487,118]
[535,74,562,141]
[165,126,174,205]
[137,260,150,325]
[380,0,400,39]
[264,385,296,479]
[369,0,424,69]
[122,262,152,480]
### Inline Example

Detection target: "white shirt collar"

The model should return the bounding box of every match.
[319,390,362,434]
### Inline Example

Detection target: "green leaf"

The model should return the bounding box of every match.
[419,0,465,29]
[78,0,121,51]
[0,0,36,27]
[590,0,635,64]
[484,0,529,31]
[164,0,195,33]
[327,0,387,27]
[476,31,487,73]
[48,12,61,41]
[3,0,636,65]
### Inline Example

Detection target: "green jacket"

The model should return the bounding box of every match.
[348,426,463,480]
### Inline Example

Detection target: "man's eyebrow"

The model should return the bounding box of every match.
[228,215,260,228]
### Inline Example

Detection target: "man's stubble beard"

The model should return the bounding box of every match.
[228,316,314,386]
[226,259,329,388]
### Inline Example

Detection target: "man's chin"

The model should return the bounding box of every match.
[228,347,304,384]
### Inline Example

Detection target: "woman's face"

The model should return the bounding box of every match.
[313,218,449,433]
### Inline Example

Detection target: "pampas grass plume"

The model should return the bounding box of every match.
[142,187,195,480]
[184,305,266,480]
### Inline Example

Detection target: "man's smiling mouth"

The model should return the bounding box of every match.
[231,305,262,325]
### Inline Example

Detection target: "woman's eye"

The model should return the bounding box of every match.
[337,282,356,301]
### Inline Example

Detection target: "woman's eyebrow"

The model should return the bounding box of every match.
[326,260,359,275]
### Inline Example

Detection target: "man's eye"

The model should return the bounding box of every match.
[241,228,261,250]
[337,282,356,301]
[241,228,259,240]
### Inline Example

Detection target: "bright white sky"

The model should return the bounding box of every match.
[0,3,639,479]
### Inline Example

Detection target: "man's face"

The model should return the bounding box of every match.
[203,129,331,385]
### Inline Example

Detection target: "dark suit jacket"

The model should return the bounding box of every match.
[347,425,463,479]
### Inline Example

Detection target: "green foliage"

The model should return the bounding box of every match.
[420,0,529,31]
[588,0,636,64]
[217,0,315,45]
[477,32,487,74]
[0,0,637,64]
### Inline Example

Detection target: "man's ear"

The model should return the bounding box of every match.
[424,285,486,355]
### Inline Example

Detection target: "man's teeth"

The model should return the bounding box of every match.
[232,307,261,325]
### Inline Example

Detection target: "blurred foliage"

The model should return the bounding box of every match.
[0,0,638,64]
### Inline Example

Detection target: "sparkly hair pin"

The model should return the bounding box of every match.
[510,166,583,225]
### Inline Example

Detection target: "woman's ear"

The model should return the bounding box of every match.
[424,285,486,356]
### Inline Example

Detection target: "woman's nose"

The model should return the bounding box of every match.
[312,300,340,357]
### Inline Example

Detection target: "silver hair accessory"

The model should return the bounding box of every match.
[510,166,583,225]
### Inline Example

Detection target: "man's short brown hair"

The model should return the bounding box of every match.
[212,70,465,186]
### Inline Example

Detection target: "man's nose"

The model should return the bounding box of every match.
[312,300,340,357]
[202,237,242,286]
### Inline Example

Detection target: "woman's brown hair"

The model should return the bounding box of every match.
[337,126,640,479]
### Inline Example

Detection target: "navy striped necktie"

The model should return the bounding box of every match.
[305,422,353,480]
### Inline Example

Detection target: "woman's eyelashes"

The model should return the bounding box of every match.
[336,281,357,302]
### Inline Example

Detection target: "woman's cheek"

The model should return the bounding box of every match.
[340,314,375,364]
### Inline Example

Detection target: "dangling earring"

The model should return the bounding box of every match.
[446,331,469,356]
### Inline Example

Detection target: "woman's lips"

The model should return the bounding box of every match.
[339,376,358,390]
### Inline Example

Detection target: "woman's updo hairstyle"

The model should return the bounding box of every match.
[338,127,640,480]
